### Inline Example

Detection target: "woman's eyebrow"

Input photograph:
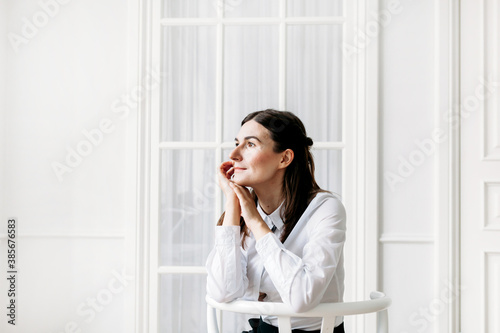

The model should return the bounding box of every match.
[235,136,262,142]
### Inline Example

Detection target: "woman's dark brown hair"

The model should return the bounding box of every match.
[217,109,326,247]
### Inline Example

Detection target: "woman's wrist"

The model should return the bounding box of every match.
[225,196,239,209]
[247,217,271,241]
[222,200,241,226]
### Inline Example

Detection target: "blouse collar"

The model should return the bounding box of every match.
[257,200,285,231]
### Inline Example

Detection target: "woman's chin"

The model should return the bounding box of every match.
[232,178,250,187]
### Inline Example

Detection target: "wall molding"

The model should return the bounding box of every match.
[379,234,434,244]
[159,17,346,26]
[434,0,461,332]
[135,0,154,332]
[482,180,500,231]
[482,251,500,333]
[353,1,380,333]
[482,0,500,161]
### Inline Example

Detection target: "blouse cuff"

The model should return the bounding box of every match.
[255,232,285,258]
[214,225,240,246]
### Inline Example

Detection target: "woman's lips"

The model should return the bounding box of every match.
[233,167,246,172]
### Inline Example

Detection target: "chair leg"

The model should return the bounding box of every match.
[377,309,389,333]
[320,316,337,333]
[207,305,220,333]
[277,316,292,333]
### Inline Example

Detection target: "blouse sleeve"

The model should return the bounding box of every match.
[205,225,249,303]
[255,197,346,313]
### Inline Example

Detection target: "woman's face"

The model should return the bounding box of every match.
[229,120,286,187]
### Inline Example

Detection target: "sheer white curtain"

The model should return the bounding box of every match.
[159,1,343,332]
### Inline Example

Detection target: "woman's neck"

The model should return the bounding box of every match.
[253,184,284,215]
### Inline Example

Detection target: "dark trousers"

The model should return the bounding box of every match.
[243,317,345,333]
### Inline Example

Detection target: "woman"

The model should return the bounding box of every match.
[206,109,346,333]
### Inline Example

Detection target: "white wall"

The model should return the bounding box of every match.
[0,1,137,332]
[0,0,463,332]
[380,0,446,332]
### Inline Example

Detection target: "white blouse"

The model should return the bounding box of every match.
[205,192,346,331]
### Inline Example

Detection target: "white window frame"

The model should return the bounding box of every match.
[133,0,381,332]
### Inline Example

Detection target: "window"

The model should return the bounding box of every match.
[140,0,369,332]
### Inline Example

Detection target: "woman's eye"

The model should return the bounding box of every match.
[247,142,255,147]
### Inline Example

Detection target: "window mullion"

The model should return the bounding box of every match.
[279,0,287,109]
[149,0,162,332]
[215,0,224,224]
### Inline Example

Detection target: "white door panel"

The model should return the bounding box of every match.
[460,1,500,332]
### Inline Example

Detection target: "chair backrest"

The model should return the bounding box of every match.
[206,291,391,333]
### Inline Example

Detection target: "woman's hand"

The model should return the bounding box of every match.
[218,161,240,226]
[218,161,237,201]
[229,182,271,240]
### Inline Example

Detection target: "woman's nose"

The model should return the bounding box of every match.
[229,146,241,161]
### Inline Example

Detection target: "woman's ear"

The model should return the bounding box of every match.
[279,149,294,169]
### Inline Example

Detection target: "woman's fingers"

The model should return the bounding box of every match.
[218,162,232,182]
[228,181,240,192]
[227,167,234,179]
[229,183,264,234]
[218,161,240,203]
[219,161,235,180]
[229,183,252,204]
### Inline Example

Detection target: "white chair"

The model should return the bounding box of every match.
[206,291,391,333]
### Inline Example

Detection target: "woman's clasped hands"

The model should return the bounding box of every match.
[218,161,271,240]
